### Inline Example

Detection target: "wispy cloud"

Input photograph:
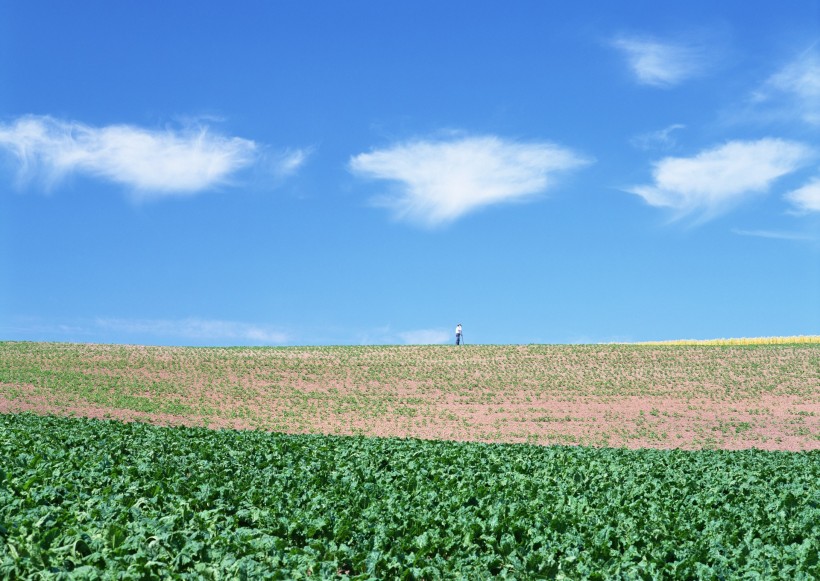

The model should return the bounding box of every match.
[270,147,313,179]
[785,177,820,213]
[731,229,816,241]
[627,139,814,222]
[752,47,820,126]
[631,124,686,150]
[349,134,590,226]
[0,115,308,198]
[397,328,451,345]
[350,325,453,345]
[612,35,709,88]
[95,317,289,344]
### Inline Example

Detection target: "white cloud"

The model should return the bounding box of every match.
[631,124,686,150]
[612,35,708,88]
[271,147,313,178]
[350,325,454,345]
[0,115,305,198]
[349,135,590,226]
[398,329,451,345]
[628,139,814,221]
[731,229,816,241]
[785,177,820,213]
[754,48,820,125]
[95,317,289,344]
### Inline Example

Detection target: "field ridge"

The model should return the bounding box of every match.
[2,341,818,451]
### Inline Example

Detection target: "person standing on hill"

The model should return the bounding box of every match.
[455,323,463,345]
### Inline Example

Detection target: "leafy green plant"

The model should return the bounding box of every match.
[1,413,818,578]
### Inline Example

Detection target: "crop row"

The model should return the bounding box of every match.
[1,413,818,578]
[2,341,818,449]
[3,340,818,406]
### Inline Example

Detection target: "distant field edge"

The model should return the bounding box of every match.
[2,336,820,348]
[633,335,820,346]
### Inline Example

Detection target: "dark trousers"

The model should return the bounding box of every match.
[456,333,462,345]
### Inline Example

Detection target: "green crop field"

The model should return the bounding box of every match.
[1,341,819,577]
[2,413,818,579]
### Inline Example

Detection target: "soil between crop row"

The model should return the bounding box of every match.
[1,383,817,451]
[2,342,818,451]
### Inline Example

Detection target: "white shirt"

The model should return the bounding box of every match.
[456,325,462,334]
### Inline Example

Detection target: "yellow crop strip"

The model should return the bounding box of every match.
[636,336,820,346]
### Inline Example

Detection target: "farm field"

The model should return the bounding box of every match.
[1,341,819,578]
[2,413,818,578]
[1,341,819,451]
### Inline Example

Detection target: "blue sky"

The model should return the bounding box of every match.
[1,1,819,346]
